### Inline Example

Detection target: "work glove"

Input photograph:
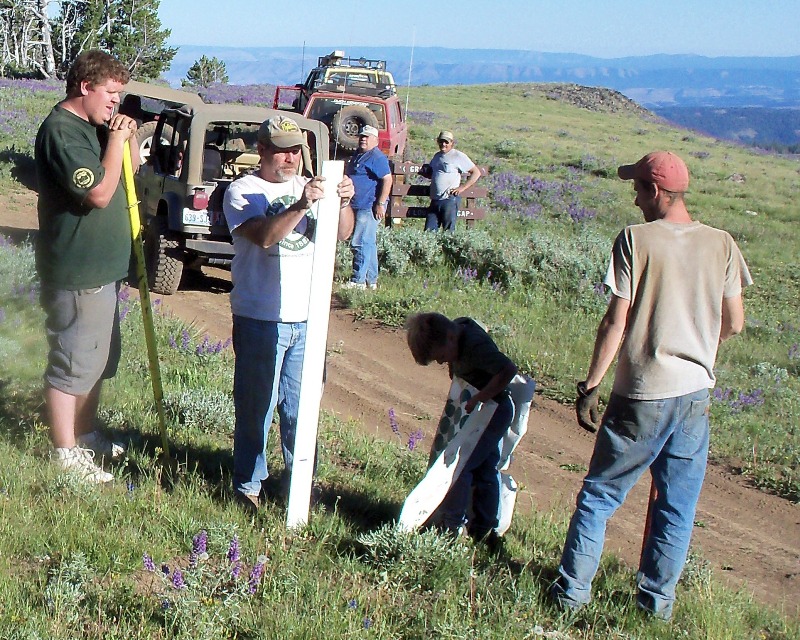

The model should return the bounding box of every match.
[575,381,600,433]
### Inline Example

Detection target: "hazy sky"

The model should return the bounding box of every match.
[159,0,799,58]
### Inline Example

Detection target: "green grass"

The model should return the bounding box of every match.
[0,79,798,637]
[0,206,794,640]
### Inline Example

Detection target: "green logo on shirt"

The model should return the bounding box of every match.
[72,167,95,189]
[267,195,316,251]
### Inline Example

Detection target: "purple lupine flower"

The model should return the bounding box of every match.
[168,335,177,349]
[231,562,242,579]
[192,530,208,555]
[227,535,240,563]
[712,387,733,402]
[388,408,400,437]
[789,344,799,360]
[181,329,190,350]
[248,557,266,594]
[143,553,156,572]
[348,599,357,609]
[407,429,424,452]
[730,388,765,412]
[171,568,187,589]
[363,618,372,629]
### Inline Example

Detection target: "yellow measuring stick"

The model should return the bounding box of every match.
[121,140,171,461]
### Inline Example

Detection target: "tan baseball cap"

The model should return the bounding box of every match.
[618,151,689,192]
[258,115,308,149]
[437,130,454,143]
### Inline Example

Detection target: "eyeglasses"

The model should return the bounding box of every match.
[437,139,452,144]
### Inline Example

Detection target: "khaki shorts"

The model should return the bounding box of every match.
[41,283,122,396]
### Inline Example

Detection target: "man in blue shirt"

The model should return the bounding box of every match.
[343,125,392,289]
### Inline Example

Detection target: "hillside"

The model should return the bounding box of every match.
[166,46,800,109]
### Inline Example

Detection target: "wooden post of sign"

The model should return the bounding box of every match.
[286,160,344,530]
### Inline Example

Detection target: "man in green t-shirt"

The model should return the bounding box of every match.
[35,50,140,484]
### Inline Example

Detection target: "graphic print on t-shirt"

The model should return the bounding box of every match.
[266,194,316,251]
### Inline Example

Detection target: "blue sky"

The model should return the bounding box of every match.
[159,0,799,58]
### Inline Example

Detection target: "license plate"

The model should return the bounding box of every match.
[183,209,211,226]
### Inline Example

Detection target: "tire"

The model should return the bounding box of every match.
[144,215,183,295]
[136,121,174,162]
[331,106,379,153]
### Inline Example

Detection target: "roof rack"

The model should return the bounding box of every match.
[317,50,387,71]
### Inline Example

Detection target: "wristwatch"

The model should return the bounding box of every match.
[377,200,389,207]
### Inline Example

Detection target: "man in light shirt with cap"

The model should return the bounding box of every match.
[223,115,355,511]
[343,124,392,289]
[551,151,752,620]
[423,130,481,231]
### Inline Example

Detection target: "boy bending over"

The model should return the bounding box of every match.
[405,312,518,543]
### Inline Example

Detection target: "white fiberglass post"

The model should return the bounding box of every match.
[286,160,344,529]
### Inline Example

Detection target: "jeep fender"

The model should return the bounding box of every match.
[154,192,186,241]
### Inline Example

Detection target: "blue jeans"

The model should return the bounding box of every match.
[553,389,710,619]
[350,208,379,284]
[439,392,514,538]
[425,195,460,231]
[232,315,306,496]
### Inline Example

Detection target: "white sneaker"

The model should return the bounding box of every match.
[341,281,366,290]
[77,430,125,461]
[367,283,378,290]
[53,447,114,484]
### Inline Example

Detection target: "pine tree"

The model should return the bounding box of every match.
[52,0,176,79]
[183,55,228,87]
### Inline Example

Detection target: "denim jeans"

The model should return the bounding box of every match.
[425,195,460,231]
[350,207,379,284]
[553,388,710,619]
[232,315,306,496]
[439,392,514,538]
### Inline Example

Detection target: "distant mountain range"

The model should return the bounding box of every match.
[165,45,800,148]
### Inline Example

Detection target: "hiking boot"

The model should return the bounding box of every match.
[234,491,260,514]
[52,447,114,484]
[77,430,126,462]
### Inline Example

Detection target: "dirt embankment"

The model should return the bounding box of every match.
[1,187,797,616]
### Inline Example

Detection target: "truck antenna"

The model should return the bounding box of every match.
[405,29,416,121]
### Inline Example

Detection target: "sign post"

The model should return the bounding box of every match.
[286,161,344,529]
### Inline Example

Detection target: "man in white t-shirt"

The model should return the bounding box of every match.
[223,115,354,511]
[551,151,752,621]
[422,130,481,231]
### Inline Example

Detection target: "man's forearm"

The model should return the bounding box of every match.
[338,202,354,240]
[585,320,624,389]
[584,295,630,389]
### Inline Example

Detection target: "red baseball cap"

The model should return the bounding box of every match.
[618,151,689,192]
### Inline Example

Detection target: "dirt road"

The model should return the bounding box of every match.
[2,188,798,615]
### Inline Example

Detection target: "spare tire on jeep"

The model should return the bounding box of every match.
[136,121,174,162]
[331,105,379,153]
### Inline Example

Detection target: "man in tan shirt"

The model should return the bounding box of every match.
[551,151,752,620]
